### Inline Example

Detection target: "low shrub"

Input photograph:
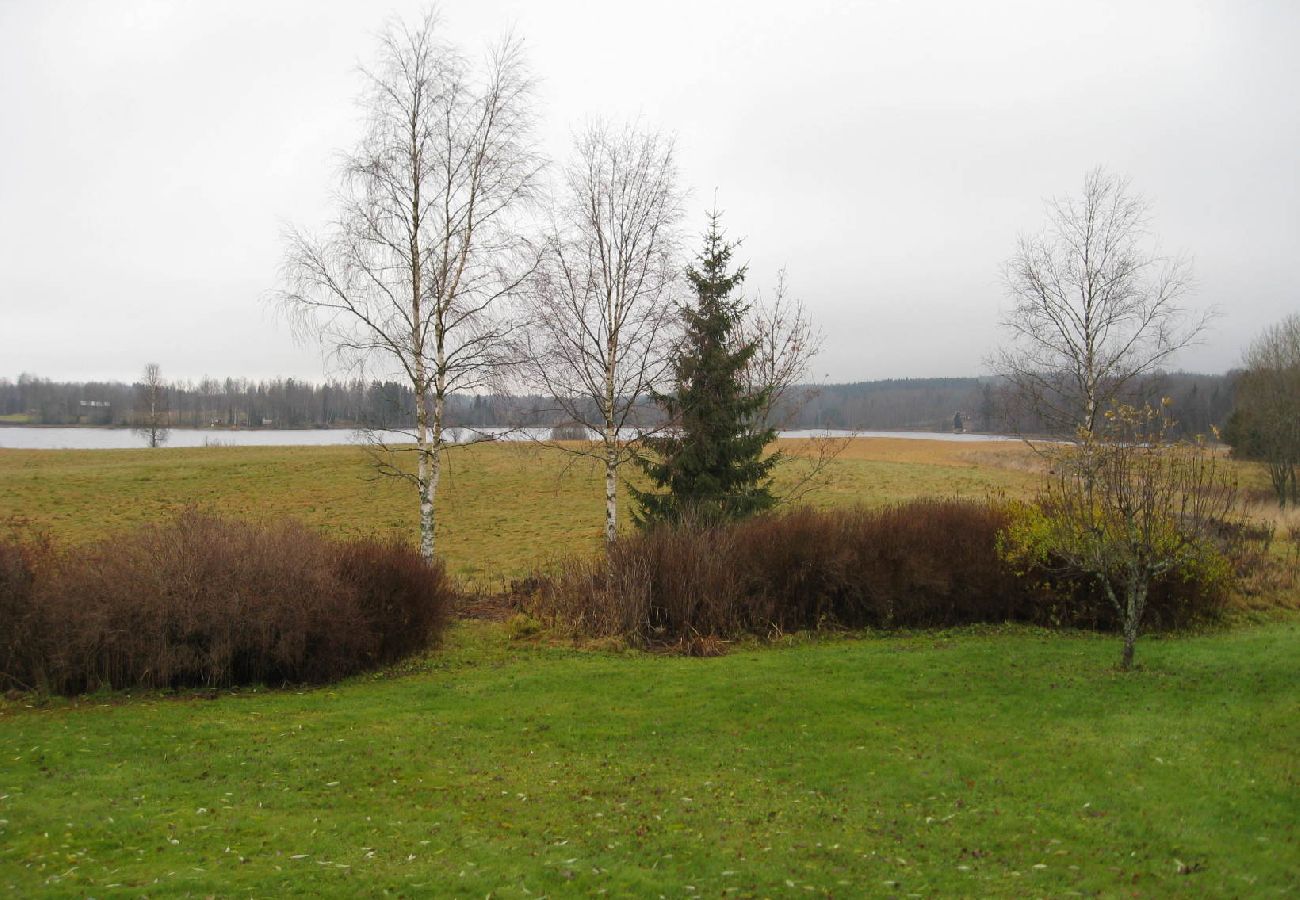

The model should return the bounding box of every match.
[0,538,45,692]
[505,612,544,640]
[529,499,1234,645]
[0,512,455,695]
[336,536,453,666]
[738,502,1032,630]
[999,501,1235,631]
[532,500,1027,643]
[548,422,590,441]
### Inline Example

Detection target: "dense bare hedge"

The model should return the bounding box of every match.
[0,512,452,695]
[529,500,1232,644]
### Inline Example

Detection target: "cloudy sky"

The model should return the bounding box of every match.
[1,0,1295,384]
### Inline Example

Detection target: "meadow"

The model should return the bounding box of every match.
[0,438,1043,583]
[1,437,1296,896]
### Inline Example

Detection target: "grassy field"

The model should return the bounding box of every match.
[0,437,1042,583]
[1,621,1296,896]
[2,437,1295,896]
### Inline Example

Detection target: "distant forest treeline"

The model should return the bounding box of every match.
[0,375,498,430]
[782,373,1237,436]
[0,372,1236,436]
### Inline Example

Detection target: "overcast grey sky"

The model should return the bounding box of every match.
[1,0,1295,384]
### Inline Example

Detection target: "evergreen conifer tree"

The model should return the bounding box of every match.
[632,212,779,525]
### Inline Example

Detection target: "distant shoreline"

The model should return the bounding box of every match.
[0,422,1012,436]
[0,422,368,431]
[0,426,1028,451]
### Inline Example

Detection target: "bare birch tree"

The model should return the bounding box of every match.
[133,362,169,448]
[994,167,1209,440]
[739,268,823,433]
[520,121,683,544]
[277,11,541,560]
[736,269,846,503]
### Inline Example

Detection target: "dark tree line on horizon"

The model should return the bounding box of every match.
[787,372,1236,437]
[0,370,1236,438]
[0,375,487,430]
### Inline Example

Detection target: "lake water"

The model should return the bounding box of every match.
[0,426,1019,450]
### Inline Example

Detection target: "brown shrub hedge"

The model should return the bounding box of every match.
[529,500,1231,644]
[0,512,453,695]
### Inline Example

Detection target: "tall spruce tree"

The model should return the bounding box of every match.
[632,212,779,526]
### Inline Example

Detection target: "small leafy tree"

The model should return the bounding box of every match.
[632,212,778,526]
[1002,402,1238,669]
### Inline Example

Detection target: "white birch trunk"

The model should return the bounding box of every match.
[426,396,444,562]
[604,440,618,544]
[415,392,436,562]
[420,338,448,562]
[603,334,619,545]
[418,448,435,562]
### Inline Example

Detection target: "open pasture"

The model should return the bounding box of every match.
[0,437,1043,584]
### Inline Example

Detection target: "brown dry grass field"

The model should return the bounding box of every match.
[0,437,1040,581]
[0,435,1286,587]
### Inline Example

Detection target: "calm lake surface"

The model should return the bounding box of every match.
[0,426,1018,450]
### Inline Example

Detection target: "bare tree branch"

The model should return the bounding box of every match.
[132,362,169,448]
[515,120,683,544]
[993,167,1212,441]
[273,10,541,560]
[1227,313,1300,506]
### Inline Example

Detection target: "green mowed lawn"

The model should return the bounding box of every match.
[2,622,1296,897]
